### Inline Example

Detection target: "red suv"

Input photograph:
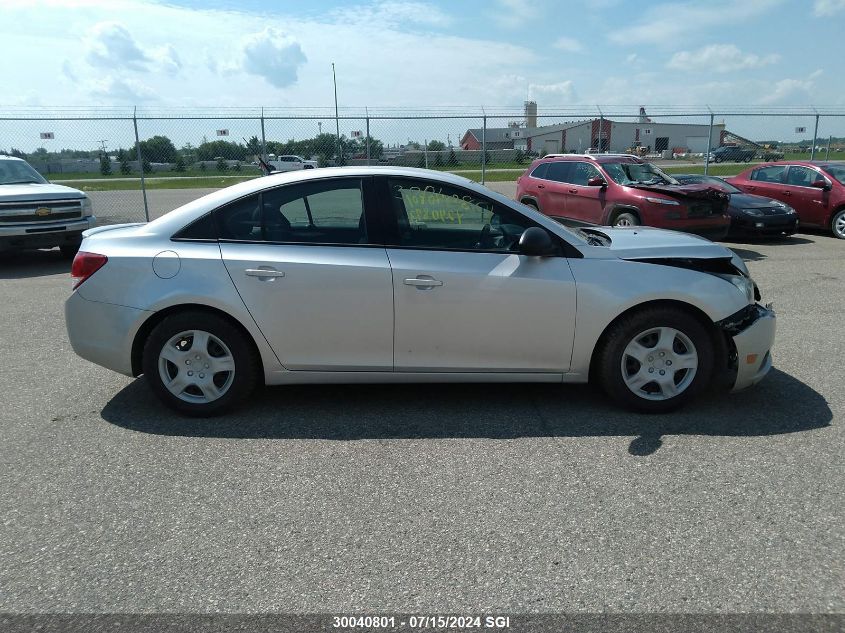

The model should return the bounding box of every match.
[516,154,731,239]
[727,161,845,239]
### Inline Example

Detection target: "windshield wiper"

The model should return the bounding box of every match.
[2,180,42,185]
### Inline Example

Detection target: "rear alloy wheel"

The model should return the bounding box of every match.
[613,212,640,227]
[596,307,715,413]
[142,311,259,416]
[831,209,845,240]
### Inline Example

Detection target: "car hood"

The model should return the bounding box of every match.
[629,183,730,204]
[0,182,86,201]
[586,225,737,260]
[729,192,787,209]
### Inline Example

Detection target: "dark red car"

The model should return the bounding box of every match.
[726,161,845,239]
[516,154,731,240]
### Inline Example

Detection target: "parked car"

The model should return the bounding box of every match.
[726,161,845,239]
[708,146,756,163]
[516,154,731,239]
[266,155,318,172]
[0,155,95,257]
[65,167,775,416]
[674,174,798,238]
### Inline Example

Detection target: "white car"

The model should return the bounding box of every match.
[64,167,775,416]
[0,155,95,257]
[267,155,318,172]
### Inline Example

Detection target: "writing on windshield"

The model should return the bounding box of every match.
[603,162,677,186]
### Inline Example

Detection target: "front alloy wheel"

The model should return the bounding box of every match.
[831,209,845,240]
[595,307,715,413]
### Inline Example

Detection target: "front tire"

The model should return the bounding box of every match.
[595,307,715,413]
[831,208,845,240]
[142,311,260,416]
[613,211,640,227]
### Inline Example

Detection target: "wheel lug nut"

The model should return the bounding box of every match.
[659,370,665,375]
[187,371,193,376]
[660,352,665,357]
[648,356,653,362]
[195,355,200,360]
[204,364,209,369]
[186,360,190,365]
[666,360,672,366]
[648,368,654,373]
[199,373,205,379]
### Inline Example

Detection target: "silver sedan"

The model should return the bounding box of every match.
[65,167,775,416]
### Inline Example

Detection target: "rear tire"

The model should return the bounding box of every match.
[142,311,260,416]
[595,306,715,413]
[613,211,640,227]
[831,208,845,240]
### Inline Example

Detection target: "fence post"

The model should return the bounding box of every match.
[481,114,487,185]
[132,107,150,222]
[598,114,603,152]
[424,139,429,169]
[704,112,714,176]
[810,114,820,160]
[365,110,371,166]
[260,107,267,161]
[826,135,832,160]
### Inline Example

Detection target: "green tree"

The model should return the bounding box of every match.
[9,148,27,159]
[245,136,261,156]
[434,152,444,167]
[196,140,247,161]
[99,154,112,176]
[199,162,207,172]
[173,155,186,172]
[232,161,241,172]
[427,140,446,151]
[483,149,491,165]
[417,153,426,168]
[138,135,178,163]
[142,158,152,174]
[119,157,131,175]
[216,157,228,172]
[514,148,525,164]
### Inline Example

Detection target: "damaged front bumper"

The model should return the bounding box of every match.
[717,303,776,392]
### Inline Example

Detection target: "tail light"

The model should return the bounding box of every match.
[71,252,108,289]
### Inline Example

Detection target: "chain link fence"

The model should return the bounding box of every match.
[1,106,843,226]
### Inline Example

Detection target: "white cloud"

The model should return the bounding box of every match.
[85,21,150,70]
[552,37,583,53]
[491,0,537,27]
[239,28,307,89]
[91,77,156,103]
[151,44,182,75]
[608,0,783,46]
[813,0,845,15]
[667,44,779,73]
[529,81,577,103]
[333,1,452,28]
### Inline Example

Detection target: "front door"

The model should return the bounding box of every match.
[559,161,606,224]
[380,176,577,372]
[218,177,394,371]
[784,165,831,226]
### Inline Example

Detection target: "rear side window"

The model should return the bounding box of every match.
[546,161,573,183]
[172,212,217,240]
[214,179,367,245]
[751,166,786,183]
[530,163,549,179]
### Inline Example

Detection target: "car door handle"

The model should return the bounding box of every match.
[245,268,285,279]
[746,185,756,190]
[404,277,443,288]
[783,191,791,196]
[568,188,578,193]
[537,184,545,189]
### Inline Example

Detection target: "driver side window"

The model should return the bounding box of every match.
[386,177,536,252]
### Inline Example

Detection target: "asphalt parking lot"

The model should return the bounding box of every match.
[0,194,842,613]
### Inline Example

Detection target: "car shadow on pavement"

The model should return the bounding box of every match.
[101,368,831,456]
[0,249,70,279]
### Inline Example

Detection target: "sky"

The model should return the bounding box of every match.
[1,0,844,149]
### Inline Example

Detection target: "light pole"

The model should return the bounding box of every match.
[332,63,341,163]
[318,122,322,135]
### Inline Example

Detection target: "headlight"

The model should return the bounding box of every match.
[726,275,755,304]
[742,208,764,216]
[645,196,680,206]
[81,197,93,216]
[769,200,796,214]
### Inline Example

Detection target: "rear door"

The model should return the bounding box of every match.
[218,177,394,371]
[784,165,831,226]
[542,161,574,220]
[380,176,577,373]
[743,165,788,200]
[557,161,606,224]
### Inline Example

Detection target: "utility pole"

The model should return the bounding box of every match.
[332,63,341,164]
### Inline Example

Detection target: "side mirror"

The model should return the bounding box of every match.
[518,227,555,256]
[811,179,831,191]
[587,176,607,187]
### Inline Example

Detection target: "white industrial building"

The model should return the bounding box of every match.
[463,103,725,156]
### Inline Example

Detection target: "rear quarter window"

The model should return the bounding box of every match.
[529,163,549,179]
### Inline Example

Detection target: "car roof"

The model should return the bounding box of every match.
[536,154,643,164]
[0,155,25,162]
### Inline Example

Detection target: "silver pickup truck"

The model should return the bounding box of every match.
[0,155,95,258]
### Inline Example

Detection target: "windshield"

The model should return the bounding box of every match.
[0,159,47,185]
[823,165,845,185]
[602,161,678,186]
[676,175,741,194]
